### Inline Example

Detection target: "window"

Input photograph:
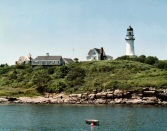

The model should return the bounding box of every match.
[129,32,131,35]
[93,56,97,60]
[93,52,96,55]
[42,61,46,65]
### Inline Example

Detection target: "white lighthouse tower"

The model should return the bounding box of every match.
[125,26,135,56]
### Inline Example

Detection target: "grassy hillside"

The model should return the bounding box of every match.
[0,60,167,96]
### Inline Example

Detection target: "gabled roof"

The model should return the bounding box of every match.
[63,58,74,63]
[34,56,62,61]
[88,48,101,55]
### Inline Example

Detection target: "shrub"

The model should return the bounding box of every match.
[48,80,66,93]
[33,65,45,71]
[66,67,85,87]
[47,67,55,74]
[155,61,167,70]
[145,56,158,65]
[105,80,119,90]
[137,55,146,63]
[97,65,111,72]
[54,65,69,78]
[8,70,17,80]
[32,70,51,93]
[0,66,12,74]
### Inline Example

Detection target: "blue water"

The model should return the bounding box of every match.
[0,104,166,131]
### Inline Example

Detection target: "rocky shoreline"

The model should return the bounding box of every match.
[0,88,167,105]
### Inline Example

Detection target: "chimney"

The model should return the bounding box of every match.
[46,53,49,56]
[100,47,104,60]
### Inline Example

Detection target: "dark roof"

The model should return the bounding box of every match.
[34,56,62,60]
[88,48,101,55]
[63,58,74,63]
[94,48,101,54]
[127,26,133,31]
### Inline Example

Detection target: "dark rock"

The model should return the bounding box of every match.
[157,93,167,101]
[7,97,18,102]
[142,87,150,91]
[123,91,131,98]
[143,91,156,97]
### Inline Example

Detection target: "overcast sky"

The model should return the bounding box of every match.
[0,0,167,65]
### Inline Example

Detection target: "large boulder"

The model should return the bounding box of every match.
[114,90,123,98]
[69,94,79,97]
[130,90,143,99]
[0,97,8,103]
[158,101,167,105]
[101,92,107,99]
[142,97,158,105]
[89,94,96,100]
[94,99,106,104]
[106,93,114,99]
[81,93,88,99]
[95,93,102,99]
[114,98,122,104]
[125,99,142,104]
[143,91,156,97]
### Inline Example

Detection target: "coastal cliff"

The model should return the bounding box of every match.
[1,88,167,105]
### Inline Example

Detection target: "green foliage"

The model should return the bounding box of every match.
[0,58,167,96]
[47,67,56,74]
[53,65,69,78]
[116,55,132,60]
[0,63,8,67]
[155,60,167,70]
[66,66,85,87]
[137,55,146,63]
[33,65,45,71]
[15,64,26,69]
[145,56,158,65]
[32,70,51,94]
[116,55,159,66]
[48,80,66,93]
[0,66,12,74]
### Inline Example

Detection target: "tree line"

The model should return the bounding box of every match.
[116,55,167,70]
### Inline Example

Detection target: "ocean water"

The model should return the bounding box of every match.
[0,104,166,131]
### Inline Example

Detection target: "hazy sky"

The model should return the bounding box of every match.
[0,0,167,65]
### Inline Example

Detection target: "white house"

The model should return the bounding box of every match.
[86,47,113,61]
[16,56,29,65]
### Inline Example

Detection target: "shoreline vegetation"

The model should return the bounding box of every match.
[0,55,167,105]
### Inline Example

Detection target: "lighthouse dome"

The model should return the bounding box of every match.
[127,26,133,31]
